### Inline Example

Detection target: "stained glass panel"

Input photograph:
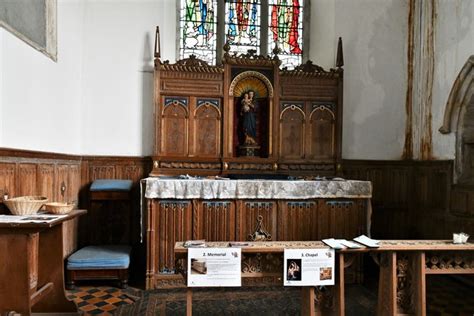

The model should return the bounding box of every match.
[179,0,218,64]
[268,0,303,69]
[225,1,261,55]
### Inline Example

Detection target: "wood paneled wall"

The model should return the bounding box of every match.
[0,148,151,257]
[343,159,474,239]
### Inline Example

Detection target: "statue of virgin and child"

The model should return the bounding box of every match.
[240,90,258,146]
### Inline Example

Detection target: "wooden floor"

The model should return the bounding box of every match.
[66,275,474,315]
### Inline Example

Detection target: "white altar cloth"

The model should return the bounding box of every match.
[143,178,372,200]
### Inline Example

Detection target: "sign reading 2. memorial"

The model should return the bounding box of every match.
[284,248,335,286]
[187,248,242,287]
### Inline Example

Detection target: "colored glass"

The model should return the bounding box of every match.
[225,0,261,55]
[269,0,303,68]
[179,0,218,64]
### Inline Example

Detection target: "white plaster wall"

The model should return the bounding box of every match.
[309,0,336,70]
[0,0,84,154]
[0,30,3,146]
[80,0,176,156]
[335,0,408,159]
[431,0,474,159]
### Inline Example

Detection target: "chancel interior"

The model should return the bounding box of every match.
[0,0,473,315]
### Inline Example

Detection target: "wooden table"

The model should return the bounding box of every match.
[0,209,86,315]
[333,240,474,316]
[175,241,332,316]
[176,240,474,316]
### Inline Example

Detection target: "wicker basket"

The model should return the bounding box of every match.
[4,196,48,215]
[44,202,75,215]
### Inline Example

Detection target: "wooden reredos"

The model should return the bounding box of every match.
[152,32,344,177]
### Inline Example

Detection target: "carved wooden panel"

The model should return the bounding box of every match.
[68,164,81,204]
[308,104,335,160]
[192,99,221,157]
[156,200,192,273]
[318,200,365,239]
[0,163,16,198]
[18,164,37,196]
[193,201,235,241]
[37,164,55,201]
[280,103,305,159]
[161,79,223,95]
[90,165,116,181]
[121,165,145,183]
[236,201,277,241]
[279,201,318,240]
[161,97,188,156]
[280,84,338,99]
[55,165,69,203]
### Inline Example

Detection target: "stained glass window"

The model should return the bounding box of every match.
[268,0,303,69]
[179,0,218,64]
[224,0,261,55]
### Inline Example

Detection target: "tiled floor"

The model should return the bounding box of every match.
[66,286,136,315]
[67,275,474,315]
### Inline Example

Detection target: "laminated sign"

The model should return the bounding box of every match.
[187,248,242,287]
[284,248,335,286]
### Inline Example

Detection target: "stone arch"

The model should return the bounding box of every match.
[439,56,474,183]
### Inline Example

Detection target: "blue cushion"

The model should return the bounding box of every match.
[90,179,133,192]
[67,245,131,270]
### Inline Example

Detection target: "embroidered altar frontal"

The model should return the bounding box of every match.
[144,178,372,289]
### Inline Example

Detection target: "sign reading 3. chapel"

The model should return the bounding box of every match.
[284,249,335,286]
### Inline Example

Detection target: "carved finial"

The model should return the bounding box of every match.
[154,26,161,59]
[336,37,344,68]
[223,41,231,55]
[272,42,281,58]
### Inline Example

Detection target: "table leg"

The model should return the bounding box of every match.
[413,252,426,316]
[301,287,315,316]
[335,253,345,316]
[377,252,397,316]
[33,223,77,313]
[186,287,193,316]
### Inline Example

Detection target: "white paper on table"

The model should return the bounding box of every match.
[322,238,345,249]
[336,239,365,249]
[0,214,66,224]
[187,247,241,287]
[353,235,380,248]
[284,248,335,286]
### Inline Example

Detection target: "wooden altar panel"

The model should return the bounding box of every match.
[161,98,188,157]
[308,105,335,160]
[278,201,318,240]
[193,201,235,241]
[155,200,192,273]
[236,201,277,241]
[191,100,221,157]
[279,103,305,160]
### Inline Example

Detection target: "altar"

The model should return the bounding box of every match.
[144,177,372,289]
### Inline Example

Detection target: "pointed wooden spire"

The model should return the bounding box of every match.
[336,37,344,68]
[154,26,161,59]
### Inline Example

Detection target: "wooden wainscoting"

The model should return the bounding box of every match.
[343,159,474,239]
[0,148,152,258]
[0,148,82,257]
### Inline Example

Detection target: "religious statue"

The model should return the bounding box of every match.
[240,90,258,145]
